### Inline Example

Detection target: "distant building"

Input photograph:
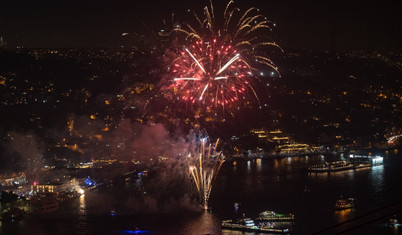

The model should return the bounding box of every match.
[250,128,322,156]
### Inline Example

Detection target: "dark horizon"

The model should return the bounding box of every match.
[1,0,401,51]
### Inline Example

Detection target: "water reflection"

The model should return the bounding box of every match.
[370,165,384,192]
[184,211,220,234]
[79,194,86,215]
[368,164,385,205]
[256,158,262,172]
[393,226,398,235]
[222,230,248,235]
[273,159,279,169]
[72,192,88,234]
[334,208,354,223]
[309,168,358,181]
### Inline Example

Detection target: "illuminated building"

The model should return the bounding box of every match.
[0,172,27,187]
[31,184,57,195]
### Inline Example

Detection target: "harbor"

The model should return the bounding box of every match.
[1,152,400,234]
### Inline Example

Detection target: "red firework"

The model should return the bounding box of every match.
[171,39,252,110]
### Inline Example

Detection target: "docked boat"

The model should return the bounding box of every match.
[335,197,355,210]
[353,162,372,169]
[387,215,398,227]
[222,218,290,234]
[256,210,295,221]
[309,161,353,173]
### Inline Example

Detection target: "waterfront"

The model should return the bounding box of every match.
[1,150,401,234]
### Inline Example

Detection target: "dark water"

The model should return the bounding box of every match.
[1,151,402,235]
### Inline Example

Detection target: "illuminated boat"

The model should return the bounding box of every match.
[256,211,295,221]
[222,218,290,233]
[308,161,353,173]
[335,197,355,210]
[234,202,241,212]
[110,208,118,216]
[387,215,398,227]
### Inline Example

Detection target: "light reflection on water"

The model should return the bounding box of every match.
[71,193,89,234]
[181,210,220,234]
[256,158,262,172]
[334,208,354,223]
[369,165,385,194]
[79,194,86,215]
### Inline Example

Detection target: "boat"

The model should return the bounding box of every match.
[222,218,290,234]
[348,154,383,166]
[234,202,241,212]
[256,211,295,221]
[387,215,398,227]
[353,162,372,169]
[335,197,355,210]
[309,161,353,173]
[110,208,118,216]
[1,208,24,222]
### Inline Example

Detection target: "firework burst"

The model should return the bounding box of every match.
[164,0,282,113]
[187,136,225,209]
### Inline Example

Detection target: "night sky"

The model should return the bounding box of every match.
[1,0,401,50]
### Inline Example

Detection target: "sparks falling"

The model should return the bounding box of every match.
[164,0,282,112]
[187,137,225,209]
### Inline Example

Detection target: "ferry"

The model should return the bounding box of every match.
[348,154,383,166]
[308,161,353,173]
[335,197,355,210]
[308,155,383,173]
[222,218,290,234]
[256,211,295,221]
